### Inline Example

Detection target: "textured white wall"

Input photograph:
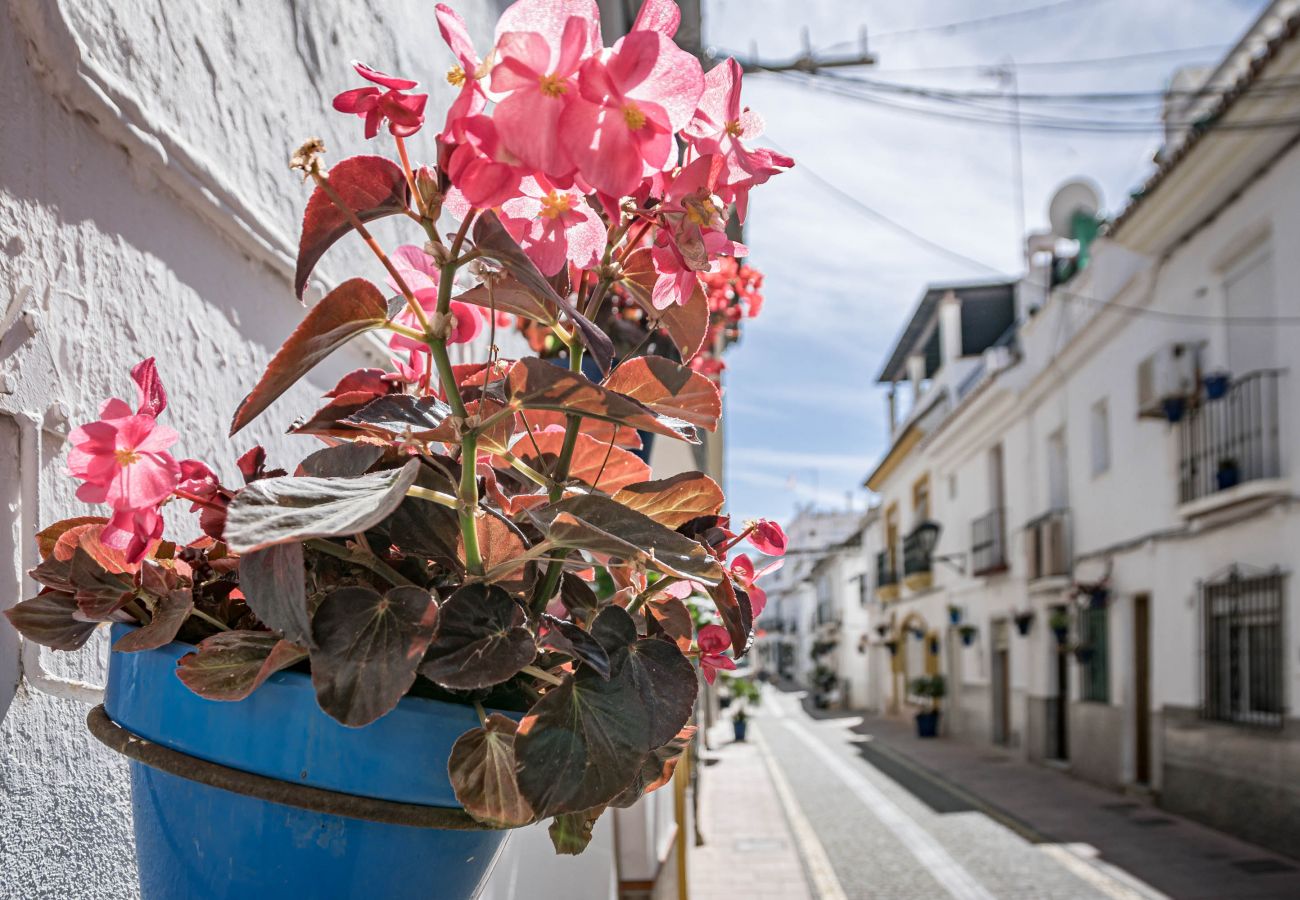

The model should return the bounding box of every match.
[0,1,517,896]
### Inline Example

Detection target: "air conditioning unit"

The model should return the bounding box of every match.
[1137,341,1202,418]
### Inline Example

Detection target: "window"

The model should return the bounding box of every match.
[1090,399,1110,476]
[1079,606,1109,703]
[1203,570,1284,728]
[912,475,931,522]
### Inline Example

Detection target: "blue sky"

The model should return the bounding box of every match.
[702,0,1271,526]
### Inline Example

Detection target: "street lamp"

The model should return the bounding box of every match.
[912,520,968,575]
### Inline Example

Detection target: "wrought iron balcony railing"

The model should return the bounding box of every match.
[1024,508,1071,580]
[903,530,932,577]
[876,550,899,589]
[1178,369,1282,504]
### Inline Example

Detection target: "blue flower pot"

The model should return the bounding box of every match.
[1204,372,1230,400]
[102,626,510,900]
[947,607,961,625]
[915,711,940,738]
[1161,397,1186,423]
[733,719,748,742]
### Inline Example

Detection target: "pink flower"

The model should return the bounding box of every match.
[491,0,602,178]
[101,507,164,566]
[684,59,792,221]
[560,30,704,198]
[748,519,787,556]
[68,403,181,512]
[696,623,736,685]
[435,4,489,137]
[501,177,605,275]
[332,61,429,140]
[130,358,168,418]
[730,553,783,619]
[443,114,528,209]
[385,245,484,350]
[630,0,681,36]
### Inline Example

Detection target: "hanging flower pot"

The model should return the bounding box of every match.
[1049,611,1070,645]
[1013,611,1034,636]
[947,604,962,625]
[875,624,889,638]
[1203,371,1230,400]
[928,636,940,655]
[958,624,977,647]
[1161,396,1186,423]
[884,639,899,656]
[909,626,925,640]
[1217,458,1241,491]
[1088,587,1109,609]
[1073,645,1096,664]
[94,627,514,900]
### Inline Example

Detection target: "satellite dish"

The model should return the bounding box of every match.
[1048,179,1102,239]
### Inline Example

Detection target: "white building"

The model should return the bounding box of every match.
[860,2,1300,860]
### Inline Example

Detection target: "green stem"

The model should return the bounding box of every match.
[189,608,232,633]
[521,664,565,687]
[626,577,682,617]
[405,485,459,508]
[305,538,414,588]
[459,429,483,575]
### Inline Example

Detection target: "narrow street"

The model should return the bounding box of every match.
[692,686,1300,900]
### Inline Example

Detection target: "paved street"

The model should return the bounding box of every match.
[692,686,1300,900]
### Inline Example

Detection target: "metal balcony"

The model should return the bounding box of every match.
[1024,509,1071,581]
[1177,370,1282,504]
[970,507,1008,576]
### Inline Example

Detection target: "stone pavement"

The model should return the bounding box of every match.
[844,705,1300,900]
[688,718,817,899]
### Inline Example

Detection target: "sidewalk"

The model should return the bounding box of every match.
[847,710,1300,900]
[688,722,817,900]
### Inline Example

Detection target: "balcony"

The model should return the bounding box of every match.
[1177,370,1282,506]
[970,508,1008,576]
[875,550,900,602]
[1025,509,1071,583]
[902,528,933,592]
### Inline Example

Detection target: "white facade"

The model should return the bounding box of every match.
[860,4,1300,859]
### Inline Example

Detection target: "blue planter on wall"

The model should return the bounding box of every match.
[100,626,510,900]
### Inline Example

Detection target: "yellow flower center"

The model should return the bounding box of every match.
[539,191,574,219]
[623,102,647,131]
[539,73,567,98]
[115,448,142,466]
[685,194,721,227]
[446,65,467,87]
[725,119,745,138]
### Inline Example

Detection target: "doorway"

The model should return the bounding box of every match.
[991,621,1011,745]
[1134,593,1151,784]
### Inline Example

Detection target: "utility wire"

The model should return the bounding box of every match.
[820,0,1101,45]
[765,139,1009,277]
[867,43,1231,75]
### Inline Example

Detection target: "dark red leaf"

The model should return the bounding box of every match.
[176,631,308,701]
[448,714,535,828]
[539,614,611,679]
[36,517,108,561]
[310,585,439,726]
[419,584,535,691]
[507,429,650,493]
[112,588,194,653]
[620,249,709,362]
[3,592,97,651]
[549,807,606,855]
[472,211,614,374]
[612,472,724,528]
[602,356,721,432]
[238,542,310,646]
[296,443,385,478]
[507,358,698,444]
[70,547,134,620]
[709,577,754,662]
[230,278,391,435]
[295,155,410,299]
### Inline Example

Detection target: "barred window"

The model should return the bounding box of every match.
[1203,570,1285,728]
[1079,606,1109,703]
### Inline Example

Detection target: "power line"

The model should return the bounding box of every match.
[821,0,1101,46]
[765,139,1009,277]
[866,43,1231,75]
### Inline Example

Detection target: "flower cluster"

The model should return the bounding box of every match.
[692,257,766,376]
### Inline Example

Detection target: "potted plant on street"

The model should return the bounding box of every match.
[958,624,978,647]
[1013,610,1034,636]
[3,1,794,894]
[1049,608,1071,645]
[728,676,762,742]
[1217,457,1241,491]
[910,674,945,738]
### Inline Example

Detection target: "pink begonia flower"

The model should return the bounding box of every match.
[443,114,529,209]
[683,59,792,221]
[130,357,168,418]
[102,507,164,566]
[176,459,219,506]
[561,30,704,198]
[67,404,180,512]
[649,228,743,310]
[630,0,680,36]
[332,61,429,140]
[435,4,489,137]
[501,177,605,276]
[730,553,783,619]
[491,1,601,177]
[748,519,787,557]
[696,623,736,685]
[385,246,484,350]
